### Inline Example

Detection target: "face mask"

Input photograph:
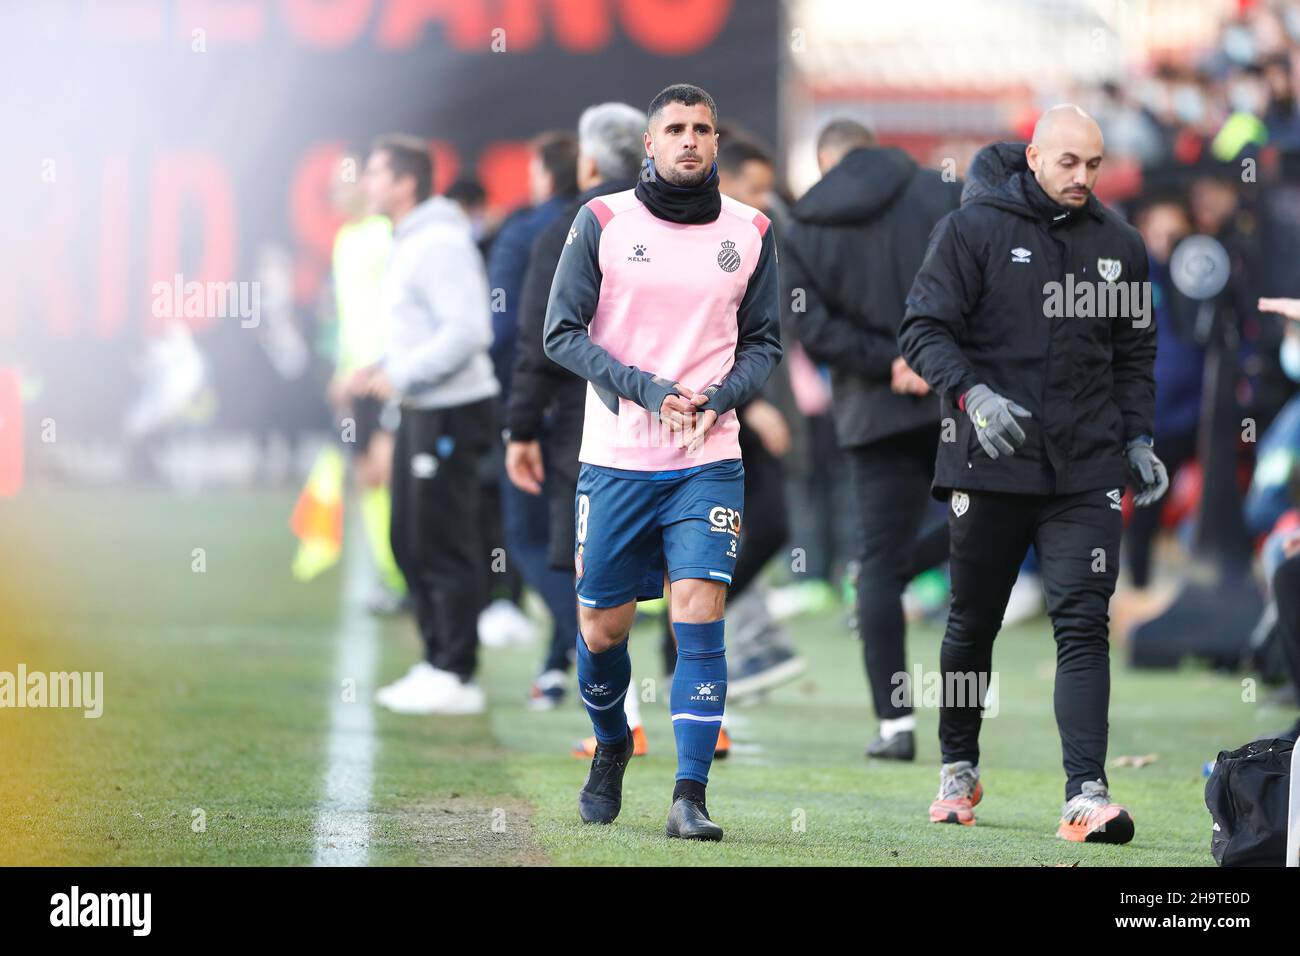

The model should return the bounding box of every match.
[1229,83,1264,115]
[1281,333,1300,383]
[1139,79,1167,114]
[1222,25,1256,65]
[1173,86,1205,124]
[1287,7,1300,43]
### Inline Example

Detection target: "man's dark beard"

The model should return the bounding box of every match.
[661,157,709,187]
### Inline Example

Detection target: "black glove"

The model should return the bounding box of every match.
[1125,436,1169,507]
[963,384,1031,460]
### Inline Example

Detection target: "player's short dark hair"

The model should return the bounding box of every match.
[816,119,875,156]
[718,135,772,176]
[530,130,580,197]
[647,83,718,128]
[369,133,433,202]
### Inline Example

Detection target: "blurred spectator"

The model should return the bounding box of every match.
[785,118,960,759]
[1271,541,1300,735]
[1250,295,1300,539]
[445,178,495,258]
[488,132,579,397]
[446,173,530,644]
[481,131,580,668]
[325,154,405,612]
[714,131,806,698]
[1126,192,1202,589]
[504,102,646,709]
[360,134,499,716]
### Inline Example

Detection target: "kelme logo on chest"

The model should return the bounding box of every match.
[628,243,651,263]
[717,239,741,273]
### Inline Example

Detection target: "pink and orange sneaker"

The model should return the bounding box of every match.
[1056,780,1135,844]
[929,761,983,826]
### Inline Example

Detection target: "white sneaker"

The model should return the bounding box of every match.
[478,598,537,648]
[426,678,486,716]
[376,661,454,708]
[765,580,837,621]
[381,667,485,715]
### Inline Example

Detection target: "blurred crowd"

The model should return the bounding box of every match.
[1077,1,1300,700]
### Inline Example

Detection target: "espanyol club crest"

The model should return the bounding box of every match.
[1097,258,1122,283]
[951,491,969,517]
[717,239,741,273]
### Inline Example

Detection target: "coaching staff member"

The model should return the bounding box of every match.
[785,119,960,762]
[898,105,1167,844]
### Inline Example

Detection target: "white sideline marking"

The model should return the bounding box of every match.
[312,520,378,866]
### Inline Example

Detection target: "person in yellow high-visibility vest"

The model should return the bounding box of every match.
[327,158,406,611]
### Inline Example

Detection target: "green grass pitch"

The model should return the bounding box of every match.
[0,489,1281,866]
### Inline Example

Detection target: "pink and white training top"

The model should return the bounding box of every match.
[543,187,782,472]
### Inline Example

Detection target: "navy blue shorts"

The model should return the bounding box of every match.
[574,459,744,608]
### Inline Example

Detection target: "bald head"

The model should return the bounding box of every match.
[1026,104,1104,209]
[1031,104,1100,147]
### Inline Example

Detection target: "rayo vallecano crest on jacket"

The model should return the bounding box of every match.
[543,189,782,472]
[899,142,1155,498]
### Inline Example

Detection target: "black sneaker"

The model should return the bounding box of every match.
[578,729,635,824]
[665,797,724,841]
[866,729,915,761]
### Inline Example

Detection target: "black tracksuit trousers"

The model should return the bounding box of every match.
[849,424,949,721]
[940,486,1123,801]
[390,397,497,681]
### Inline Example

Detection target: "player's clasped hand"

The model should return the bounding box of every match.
[1125,437,1169,507]
[963,383,1031,460]
[660,384,717,452]
[660,386,697,433]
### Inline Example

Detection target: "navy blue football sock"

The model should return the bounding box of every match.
[575,631,631,748]
[671,619,726,785]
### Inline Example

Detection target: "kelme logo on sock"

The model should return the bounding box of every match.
[690,682,720,703]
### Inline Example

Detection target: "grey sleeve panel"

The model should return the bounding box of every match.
[542,204,677,415]
[698,226,783,416]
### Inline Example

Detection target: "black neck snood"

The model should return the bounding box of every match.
[635,157,722,224]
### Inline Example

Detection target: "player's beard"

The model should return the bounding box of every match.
[661,156,710,187]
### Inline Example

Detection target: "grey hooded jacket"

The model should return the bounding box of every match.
[381,196,499,410]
